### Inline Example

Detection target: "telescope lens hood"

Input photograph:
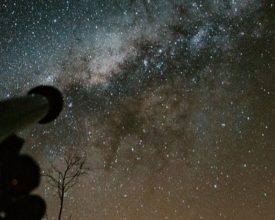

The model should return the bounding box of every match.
[28,86,63,124]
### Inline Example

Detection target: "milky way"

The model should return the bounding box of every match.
[1,1,275,219]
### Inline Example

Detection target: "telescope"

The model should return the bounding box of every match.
[0,86,63,220]
[0,86,63,142]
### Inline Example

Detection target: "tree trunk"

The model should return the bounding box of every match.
[58,188,64,220]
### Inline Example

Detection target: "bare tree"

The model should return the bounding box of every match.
[42,150,89,220]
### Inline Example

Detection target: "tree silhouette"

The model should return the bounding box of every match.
[42,150,89,220]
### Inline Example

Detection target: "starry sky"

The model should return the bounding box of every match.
[1,0,275,219]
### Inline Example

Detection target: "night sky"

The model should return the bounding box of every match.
[1,0,275,219]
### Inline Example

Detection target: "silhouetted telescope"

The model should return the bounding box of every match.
[0,85,63,220]
[0,86,63,142]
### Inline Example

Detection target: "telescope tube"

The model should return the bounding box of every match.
[0,86,63,142]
